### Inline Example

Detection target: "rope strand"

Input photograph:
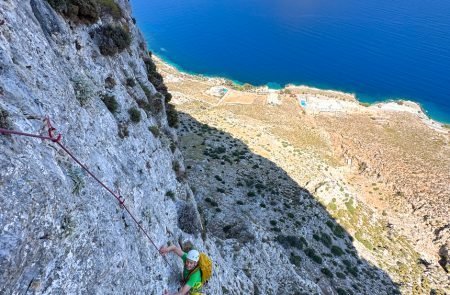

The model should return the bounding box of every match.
[0,120,169,265]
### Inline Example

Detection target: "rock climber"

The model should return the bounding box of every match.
[159,245,202,295]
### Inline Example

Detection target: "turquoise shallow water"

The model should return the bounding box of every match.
[131,0,450,123]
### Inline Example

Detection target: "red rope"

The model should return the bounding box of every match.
[0,119,168,265]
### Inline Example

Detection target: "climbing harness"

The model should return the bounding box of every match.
[0,117,169,265]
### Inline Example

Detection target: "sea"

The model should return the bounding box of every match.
[130,0,450,123]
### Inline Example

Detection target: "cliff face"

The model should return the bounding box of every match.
[0,1,197,293]
[1,1,448,295]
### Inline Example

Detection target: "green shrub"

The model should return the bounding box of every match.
[47,0,99,22]
[68,167,85,195]
[300,237,308,247]
[136,99,152,112]
[47,0,122,21]
[342,259,351,268]
[321,268,333,278]
[290,253,301,267]
[128,107,141,123]
[104,76,116,89]
[320,233,333,248]
[326,220,334,229]
[326,220,346,239]
[165,190,175,200]
[331,245,344,256]
[148,126,160,137]
[143,57,157,74]
[275,235,306,250]
[304,248,323,264]
[142,57,172,103]
[74,0,99,20]
[139,82,152,99]
[96,0,122,18]
[150,95,165,114]
[328,202,337,211]
[236,200,244,205]
[126,77,136,87]
[247,191,256,197]
[0,108,10,130]
[164,92,172,103]
[166,103,179,128]
[138,87,164,115]
[255,183,265,190]
[355,231,373,250]
[101,94,118,113]
[347,266,358,277]
[345,198,356,214]
[209,200,218,207]
[96,25,131,56]
[336,271,346,279]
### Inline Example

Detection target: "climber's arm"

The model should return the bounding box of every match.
[159,245,184,257]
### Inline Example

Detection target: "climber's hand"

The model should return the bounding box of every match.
[159,246,169,255]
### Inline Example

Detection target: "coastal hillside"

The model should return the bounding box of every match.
[1,1,449,295]
[155,58,450,294]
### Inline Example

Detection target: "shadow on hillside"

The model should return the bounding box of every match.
[176,111,401,295]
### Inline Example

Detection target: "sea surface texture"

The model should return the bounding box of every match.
[131,0,450,122]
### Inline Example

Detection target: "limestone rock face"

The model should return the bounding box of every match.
[0,1,197,293]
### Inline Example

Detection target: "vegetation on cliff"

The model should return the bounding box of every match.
[46,0,121,22]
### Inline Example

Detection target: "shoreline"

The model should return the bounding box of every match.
[157,52,450,292]
[154,55,449,133]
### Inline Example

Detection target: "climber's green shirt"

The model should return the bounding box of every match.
[181,253,202,291]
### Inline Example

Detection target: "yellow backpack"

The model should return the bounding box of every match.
[198,253,213,284]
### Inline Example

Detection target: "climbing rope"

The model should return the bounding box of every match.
[0,117,169,265]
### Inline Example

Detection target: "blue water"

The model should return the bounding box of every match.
[130,0,450,123]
